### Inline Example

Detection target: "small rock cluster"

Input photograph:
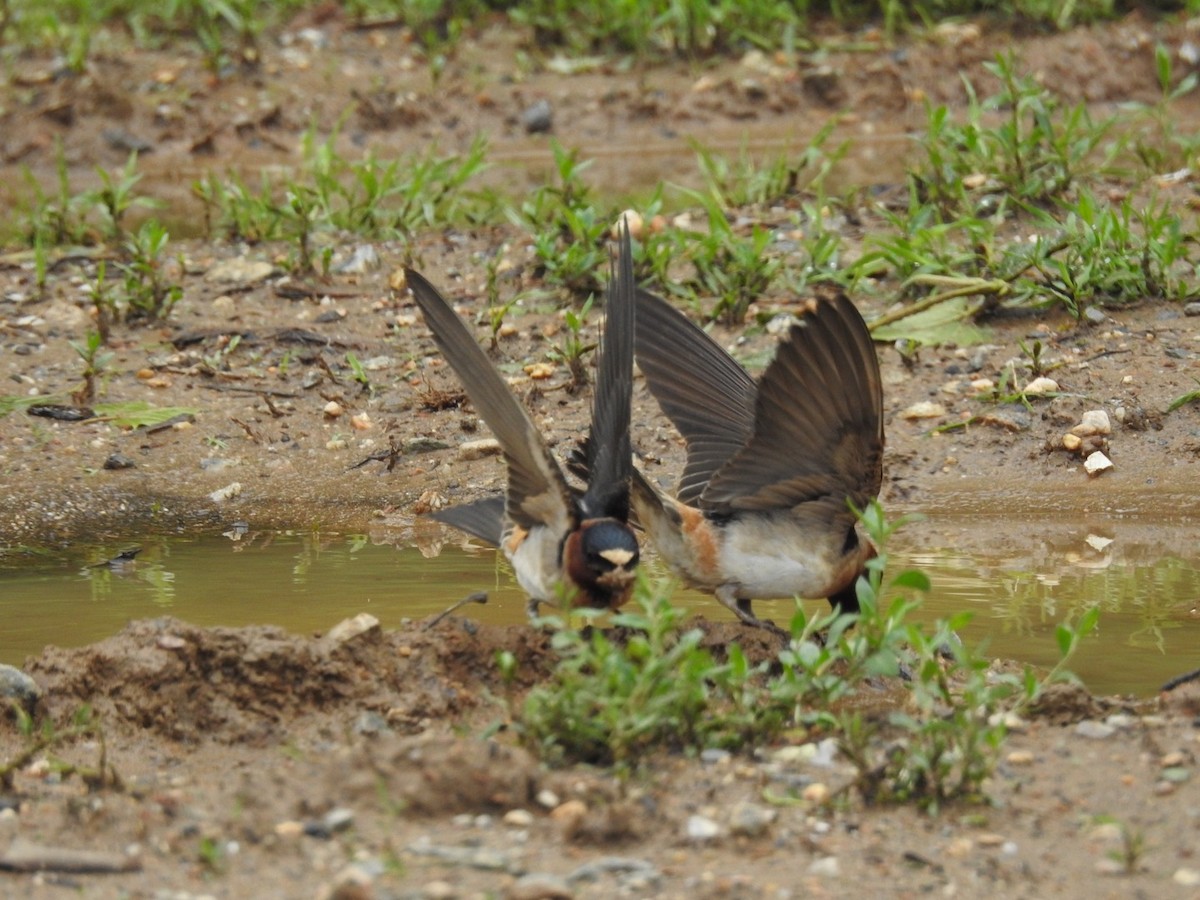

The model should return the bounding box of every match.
[1046,409,1113,477]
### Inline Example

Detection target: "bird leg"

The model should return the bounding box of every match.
[714,588,790,641]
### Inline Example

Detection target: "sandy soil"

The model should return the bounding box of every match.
[2,11,1200,899]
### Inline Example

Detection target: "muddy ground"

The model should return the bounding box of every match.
[2,10,1200,899]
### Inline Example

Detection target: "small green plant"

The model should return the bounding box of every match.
[197,836,226,875]
[1129,44,1200,174]
[692,122,844,209]
[532,208,609,299]
[684,194,779,324]
[70,330,114,405]
[1030,191,1192,315]
[2,703,119,792]
[547,295,595,390]
[1167,379,1200,413]
[92,152,158,243]
[1090,815,1148,875]
[20,141,95,247]
[509,499,1098,812]
[119,221,183,321]
[914,52,1115,220]
[193,132,490,249]
[345,351,372,394]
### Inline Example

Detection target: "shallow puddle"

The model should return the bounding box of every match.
[1,516,1196,697]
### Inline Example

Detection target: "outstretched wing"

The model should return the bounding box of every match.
[432,496,506,547]
[580,220,635,522]
[406,270,576,537]
[633,289,758,504]
[701,292,883,519]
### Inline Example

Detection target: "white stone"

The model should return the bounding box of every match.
[325,613,379,643]
[685,815,722,841]
[1076,409,1111,435]
[900,401,946,420]
[1083,451,1113,477]
[1023,376,1059,395]
[503,809,534,827]
[1173,868,1200,887]
[208,482,242,503]
[611,209,644,239]
[808,856,841,877]
[458,438,501,460]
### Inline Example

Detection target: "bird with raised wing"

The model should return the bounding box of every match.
[621,286,883,635]
[406,225,639,618]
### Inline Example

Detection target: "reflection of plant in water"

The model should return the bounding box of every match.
[84,554,176,606]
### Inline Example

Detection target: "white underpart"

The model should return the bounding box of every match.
[506,524,566,602]
[717,514,848,599]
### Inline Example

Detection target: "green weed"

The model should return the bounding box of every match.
[119,220,183,320]
[69,330,114,405]
[681,192,779,324]
[1,703,120,793]
[94,152,159,242]
[693,122,844,210]
[546,295,595,389]
[914,52,1115,219]
[511,500,1099,811]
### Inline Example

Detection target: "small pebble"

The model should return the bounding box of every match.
[802,783,830,804]
[1075,410,1111,436]
[1161,751,1186,767]
[0,665,41,714]
[685,815,722,841]
[323,401,344,418]
[550,800,586,830]
[325,613,379,643]
[700,748,731,765]
[1083,451,1113,477]
[459,438,501,460]
[728,802,776,838]
[808,856,840,877]
[323,807,354,832]
[1006,750,1034,765]
[900,401,946,420]
[1023,376,1059,395]
[504,809,535,827]
[208,482,242,502]
[1174,867,1200,886]
[1095,857,1125,875]
[535,789,560,809]
[275,820,304,838]
[611,210,644,239]
[508,873,573,900]
[521,99,553,133]
[945,837,973,858]
[1076,720,1116,739]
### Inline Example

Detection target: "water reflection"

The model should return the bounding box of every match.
[1,518,1196,697]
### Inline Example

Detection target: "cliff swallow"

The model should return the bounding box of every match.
[622,286,883,634]
[406,225,639,618]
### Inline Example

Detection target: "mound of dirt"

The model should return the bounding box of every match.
[26,615,557,742]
